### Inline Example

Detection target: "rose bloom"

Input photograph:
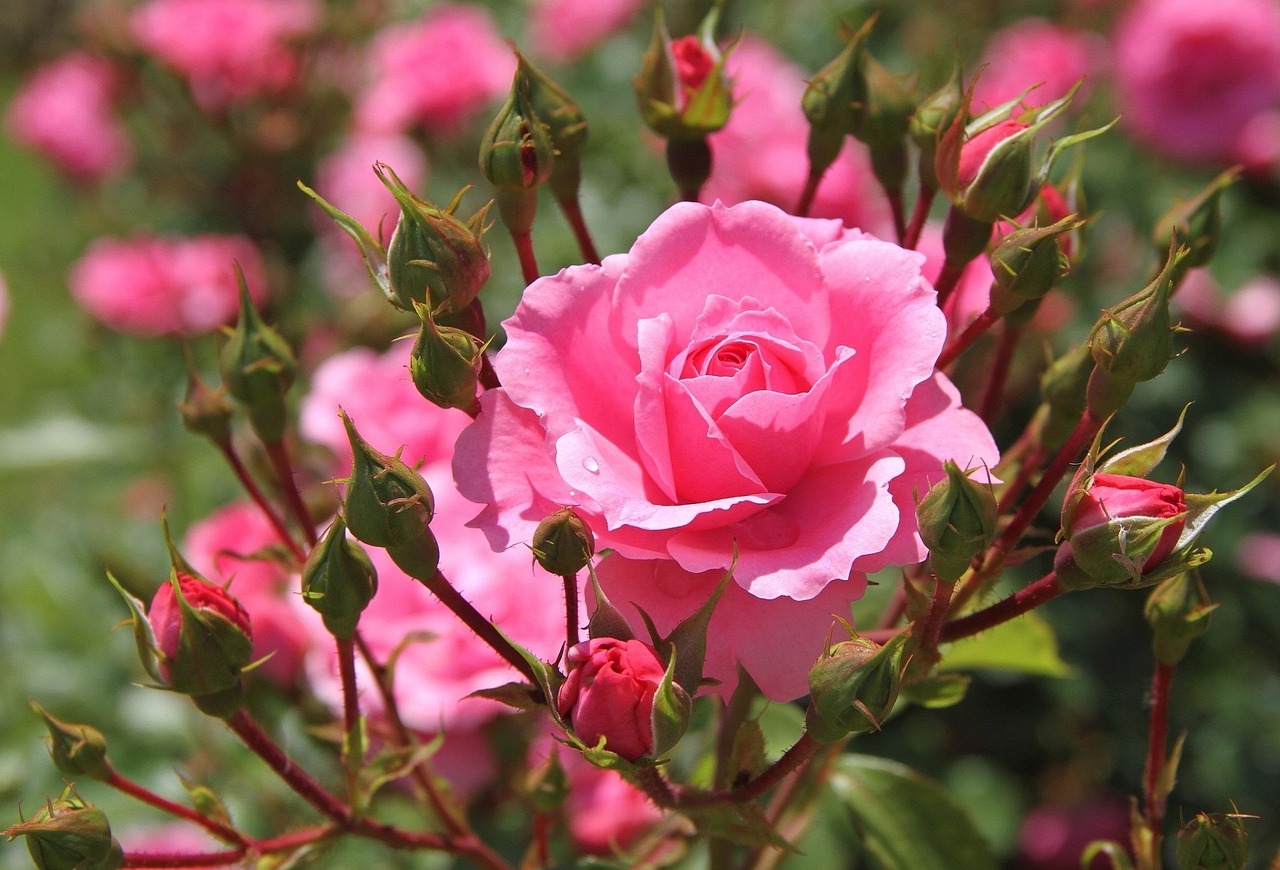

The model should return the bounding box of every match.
[456,200,998,699]
[971,19,1104,113]
[4,52,133,181]
[131,0,319,110]
[69,234,266,336]
[1113,0,1280,163]
[525,0,645,63]
[703,36,891,235]
[353,4,513,137]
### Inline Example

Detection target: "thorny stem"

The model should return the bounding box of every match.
[937,306,1001,369]
[678,733,822,807]
[979,323,1021,423]
[335,636,363,807]
[563,572,580,649]
[915,573,957,654]
[555,195,601,265]
[264,439,317,547]
[634,764,677,808]
[1142,662,1175,856]
[225,709,349,823]
[939,572,1065,642]
[746,742,843,870]
[106,770,245,846]
[510,229,540,286]
[215,441,305,564]
[902,185,936,250]
[123,826,338,868]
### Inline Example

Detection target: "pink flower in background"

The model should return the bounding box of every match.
[4,52,133,181]
[917,222,994,337]
[456,200,997,698]
[559,749,663,853]
[1114,0,1280,163]
[704,36,891,235]
[186,502,314,685]
[526,0,645,63]
[1177,268,1280,348]
[1236,531,1280,584]
[1017,796,1132,870]
[300,345,568,733]
[971,19,1103,112]
[131,0,318,110]
[69,234,266,336]
[354,4,513,136]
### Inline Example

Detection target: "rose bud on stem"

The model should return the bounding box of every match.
[798,17,873,217]
[1176,811,1250,870]
[634,2,733,203]
[1152,167,1239,289]
[2,786,124,870]
[904,67,961,248]
[409,301,488,416]
[806,633,908,743]
[852,54,916,242]
[532,507,595,648]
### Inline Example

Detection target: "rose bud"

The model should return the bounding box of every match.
[1057,473,1187,589]
[218,275,296,444]
[378,163,491,315]
[1145,572,1215,666]
[910,68,962,190]
[806,634,907,743]
[409,301,486,412]
[177,364,233,449]
[2,786,124,870]
[1152,167,1240,286]
[301,516,378,640]
[557,638,669,762]
[916,460,997,582]
[148,572,254,716]
[802,18,872,181]
[517,52,588,207]
[532,507,595,576]
[1176,811,1249,870]
[634,5,732,141]
[479,69,554,240]
[340,409,435,549]
[29,701,111,782]
[988,214,1083,318]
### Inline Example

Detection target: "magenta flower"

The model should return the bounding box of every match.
[4,52,133,181]
[1113,0,1280,163]
[131,0,318,110]
[69,234,266,336]
[455,201,997,697]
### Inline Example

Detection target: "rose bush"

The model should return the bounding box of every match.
[456,200,998,697]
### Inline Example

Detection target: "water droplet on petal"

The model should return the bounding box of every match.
[583,457,600,474]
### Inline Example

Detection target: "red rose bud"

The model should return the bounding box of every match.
[634,4,732,140]
[409,301,487,412]
[29,701,111,781]
[301,517,378,640]
[557,638,667,761]
[1153,167,1239,282]
[3,786,124,870]
[806,634,907,743]
[910,68,962,189]
[1176,811,1249,870]
[1057,473,1187,588]
[480,71,555,193]
[218,274,296,444]
[340,409,435,549]
[916,461,998,582]
[378,164,492,315]
[148,573,253,714]
[1145,572,1215,666]
[532,506,595,576]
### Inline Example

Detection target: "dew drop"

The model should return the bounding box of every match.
[583,457,600,474]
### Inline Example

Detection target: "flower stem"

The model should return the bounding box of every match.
[1142,662,1175,851]
[915,573,957,655]
[124,850,246,867]
[335,636,363,810]
[215,442,305,564]
[264,439,317,547]
[979,323,1021,423]
[562,572,580,650]
[903,185,936,250]
[939,573,1065,642]
[795,167,823,218]
[937,306,1001,369]
[933,257,968,309]
[105,771,244,846]
[224,709,349,823]
[679,732,822,807]
[555,195,601,264]
[510,228,540,286]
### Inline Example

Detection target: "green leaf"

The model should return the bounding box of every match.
[937,611,1073,678]
[831,755,998,870]
[362,739,442,801]
[1099,405,1189,477]
[586,563,635,642]
[176,772,233,832]
[682,802,791,850]
[467,681,543,710]
[727,718,767,783]
[660,560,732,693]
[1178,465,1273,550]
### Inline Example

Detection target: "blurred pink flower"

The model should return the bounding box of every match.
[69,234,267,336]
[1235,109,1280,175]
[561,749,663,853]
[913,222,994,340]
[1177,268,1280,348]
[299,345,569,733]
[185,502,315,685]
[1113,0,1280,163]
[1236,531,1280,584]
[703,36,892,235]
[1017,796,1131,870]
[354,4,513,136]
[4,52,133,181]
[526,0,645,63]
[131,0,318,109]
[971,19,1104,113]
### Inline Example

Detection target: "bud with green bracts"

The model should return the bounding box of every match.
[480,71,555,193]
[634,3,733,141]
[916,461,997,582]
[806,633,907,743]
[855,55,915,195]
[218,273,296,443]
[517,52,588,205]
[988,214,1083,317]
[3,786,124,870]
[409,301,487,412]
[29,702,111,781]
[1177,811,1249,870]
[801,17,873,176]
[302,517,378,640]
[340,409,435,549]
[532,507,595,576]
[910,68,962,189]
[1145,572,1215,665]
[1153,167,1239,284]
[177,362,233,447]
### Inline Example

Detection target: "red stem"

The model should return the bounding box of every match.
[125,850,245,868]
[106,771,244,846]
[678,732,822,807]
[555,196,600,265]
[979,323,1021,423]
[939,573,1065,642]
[903,185,936,250]
[216,442,305,564]
[937,306,1001,369]
[875,583,909,630]
[511,229,540,286]
[264,439,317,547]
[933,258,967,309]
[335,636,362,804]
[915,574,957,654]
[886,186,907,246]
[1143,662,1175,830]
[795,168,822,218]
[224,709,349,823]
[563,572,580,650]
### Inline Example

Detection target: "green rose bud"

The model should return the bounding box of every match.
[916,461,998,582]
[1145,572,1215,666]
[806,634,907,743]
[531,507,595,576]
[988,214,1083,317]
[301,516,378,640]
[29,702,112,781]
[1177,812,1249,870]
[517,52,588,205]
[340,410,435,549]
[409,301,487,412]
[218,274,296,444]
[3,786,124,870]
[1153,168,1239,284]
[801,18,873,178]
[177,364,233,448]
[910,68,962,190]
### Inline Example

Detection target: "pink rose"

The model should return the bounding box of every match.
[354,4,513,136]
[186,502,315,684]
[1113,0,1280,163]
[1177,268,1280,349]
[1071,473,1187,570]
[130,0,318,110]
[1017,796,1132,870]
[4,52,133,181]
[525,0,645,63]
[69,234,266,336]
[149,573,253,691]
[703,36,891,235]
[300,345,568,733]
[455,201,998,697]
[971,19,1104,113]
[558,638,665,761]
